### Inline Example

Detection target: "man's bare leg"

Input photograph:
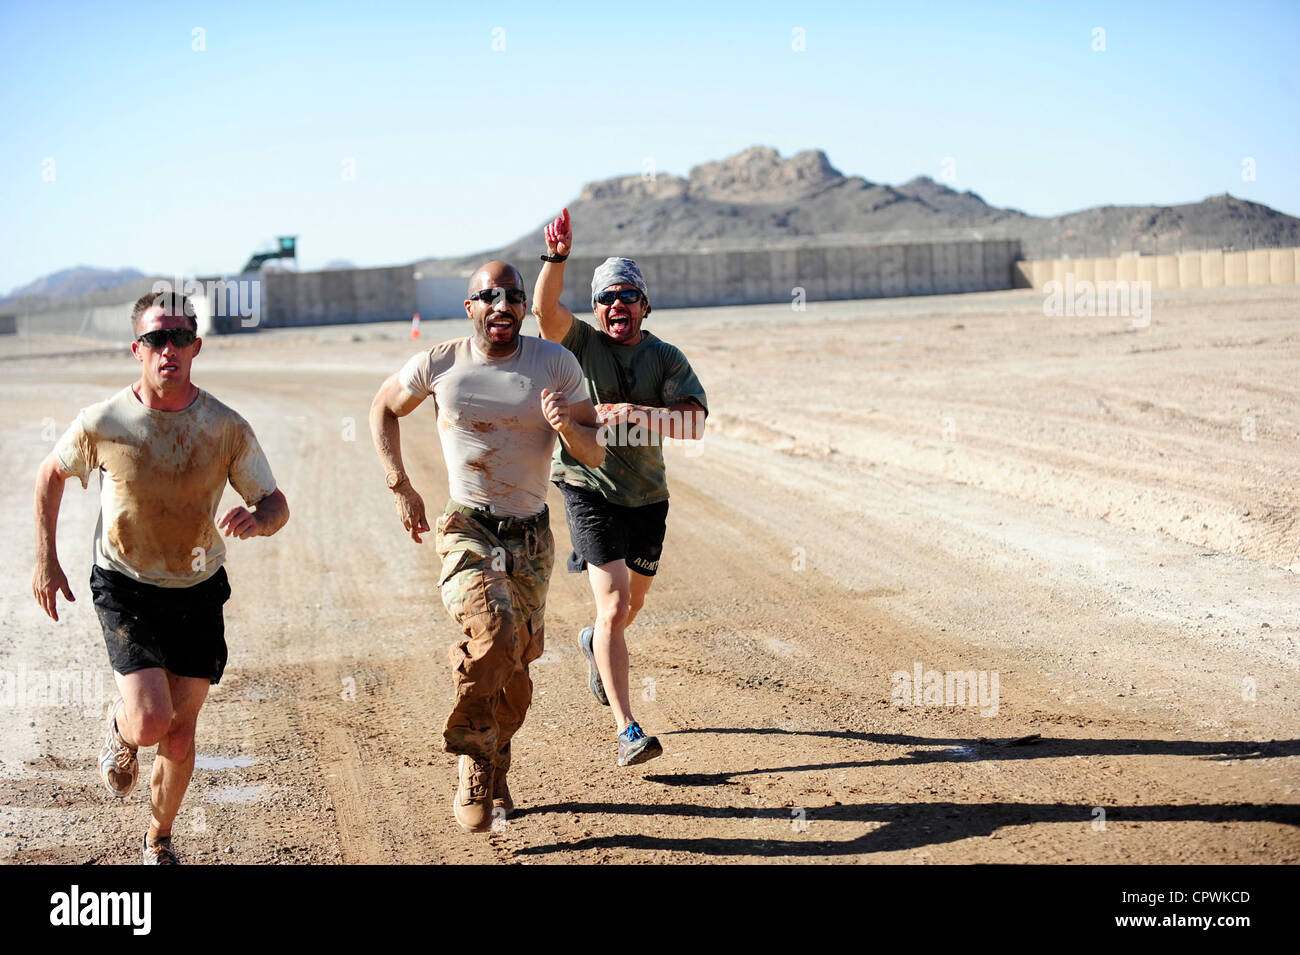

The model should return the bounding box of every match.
[149,673,208,840]
[588,559,633,731]
[625,569,654,628]
[113,669,209,840]
[113,668,174,751]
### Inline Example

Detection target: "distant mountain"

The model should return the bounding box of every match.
[419,145,1300,272]
[2,266,146,308]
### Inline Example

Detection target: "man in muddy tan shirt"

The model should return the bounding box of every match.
[370,260,605,833]
[31,291,289,865]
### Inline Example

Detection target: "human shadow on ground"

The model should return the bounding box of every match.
[511,798,1300,858]
[633,729,1300,786]
[509,728,1300,858]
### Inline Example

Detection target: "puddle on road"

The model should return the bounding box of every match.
[203,785,264,804]
[194,755,257,771]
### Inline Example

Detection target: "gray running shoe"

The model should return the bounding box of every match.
[579,627,609,706]
[617,721,663,768]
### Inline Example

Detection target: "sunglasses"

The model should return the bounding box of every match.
[136,328,197,349]
[469,287,526,305]
[596,289,644,306]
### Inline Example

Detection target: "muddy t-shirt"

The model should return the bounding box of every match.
[54,386,278,589]
[552,319,708,507]
[399,335,584,519]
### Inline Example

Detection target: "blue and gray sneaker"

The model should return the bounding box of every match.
[617,721,663,767]
[579,627,609,706]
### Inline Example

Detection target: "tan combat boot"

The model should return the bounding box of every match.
[453,755,494,832]
[492,745,513,818]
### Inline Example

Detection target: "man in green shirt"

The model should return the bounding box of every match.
[533,208,708,767]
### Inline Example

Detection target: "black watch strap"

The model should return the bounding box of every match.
[540,252,568,263]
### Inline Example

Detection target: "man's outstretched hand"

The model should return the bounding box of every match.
[544,208,572,258]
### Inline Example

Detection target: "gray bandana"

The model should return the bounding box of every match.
[591,257,649,309]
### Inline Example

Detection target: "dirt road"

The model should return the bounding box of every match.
[2,285,1297,864]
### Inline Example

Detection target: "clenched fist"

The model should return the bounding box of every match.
[541,388,570,433]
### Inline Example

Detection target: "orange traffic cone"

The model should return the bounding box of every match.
[410,312,421,339]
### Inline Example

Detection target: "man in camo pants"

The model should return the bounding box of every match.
[370,261,605,832]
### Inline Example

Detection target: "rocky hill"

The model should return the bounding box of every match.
[422,146,1300,272]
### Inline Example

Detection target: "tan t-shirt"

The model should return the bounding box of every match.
[399,335,584,519]
[54,386,278,588]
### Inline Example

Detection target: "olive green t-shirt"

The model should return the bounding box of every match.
[551,318,708,507]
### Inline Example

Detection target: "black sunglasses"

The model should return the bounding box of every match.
[469,287,526,305]
[136,328,197,349]
[596,289,644,306]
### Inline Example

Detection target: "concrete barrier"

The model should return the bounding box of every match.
[739,250,773,305]
[262,265,415,328]
[1200,251,1224,287]
[1015,247,1299,291]
[1224,251,1248,285]
[416,275,470,319]
[1050,259,1070,287]
[986,240,1015,289]
[793,248,827,303]
[715,252,748,306]
[904,245,933,295]
[879,245,907,297]
[1155,255,1179,288]
[958,241,983,293]
[852,245,883,298]
[1269,248,1295,285]
[1246,250,1271,285]
[824,247,856,299]
[931,242,960,294]
[1070,259,1097,283]
[21,239,1025,342]
[15,293,213,343]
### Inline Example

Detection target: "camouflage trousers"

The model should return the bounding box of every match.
[435,501,554,768]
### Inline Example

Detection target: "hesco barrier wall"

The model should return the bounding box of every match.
[416,239,1022,319]
[12,239,1022,338]
[260,266,416,328]
[1013,248,1300,290]
[549,239,1021,311]
[16,295,215,344]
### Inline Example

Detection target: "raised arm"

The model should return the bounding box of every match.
[532,207,576,343]
[32,452,75,622]
[369,372,431,542]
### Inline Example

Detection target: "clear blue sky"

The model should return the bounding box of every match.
[2,0,1297,292]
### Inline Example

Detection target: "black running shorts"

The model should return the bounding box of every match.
[91,565,232,684]
[556,482,670,577]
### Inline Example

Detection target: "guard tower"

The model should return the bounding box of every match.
[241,236,297,273]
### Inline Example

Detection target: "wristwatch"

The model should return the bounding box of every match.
[386,470,408,490]
[540,252,568,263]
